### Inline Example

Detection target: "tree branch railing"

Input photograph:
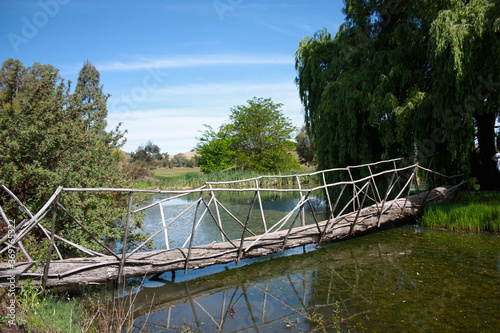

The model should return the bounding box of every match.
[0,157,464,285]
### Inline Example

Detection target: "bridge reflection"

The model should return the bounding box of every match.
[127,234,417,333]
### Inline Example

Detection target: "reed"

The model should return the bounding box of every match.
[147,168,319,189]
[420,190,500,232]
[15,279,84,332]
[9,278,150,333]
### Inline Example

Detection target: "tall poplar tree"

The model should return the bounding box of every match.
[0,59,142,257]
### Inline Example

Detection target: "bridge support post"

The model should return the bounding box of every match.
[237,191,258,265]
[118,191,133,284]
[43,194,59,288]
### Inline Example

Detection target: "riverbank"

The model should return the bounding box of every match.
[419,190,500,233]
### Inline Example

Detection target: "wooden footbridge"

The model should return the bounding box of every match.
[0,157,463,287]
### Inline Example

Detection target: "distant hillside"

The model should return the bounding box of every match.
[177,150,198,159]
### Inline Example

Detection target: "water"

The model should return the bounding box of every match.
[138,191,330,250]
[123,194,500,332]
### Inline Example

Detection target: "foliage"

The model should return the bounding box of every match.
[195,124,237,172]
[420,190,500,232]
[295,125,317,165]
[130,141,162,163]
[196,97,299,172]
[171,153,197,168]
[0,59,144,257]
[295,0,500,189]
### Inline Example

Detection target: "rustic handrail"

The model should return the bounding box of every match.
[0,157,464,286]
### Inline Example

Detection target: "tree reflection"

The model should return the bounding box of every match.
[128,226,500,332]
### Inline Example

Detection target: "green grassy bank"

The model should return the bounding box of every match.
[419,190,500,233]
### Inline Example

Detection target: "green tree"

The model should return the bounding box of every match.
[196,125,237,172]
[73,60,108,131]
[427,0,500,189]
[229,97,299,171]
[196,97,299,172]
[295,0,500,189]
[172,153,189,168]
[131,141,162,164]
[0,59,144,257]
[296,125,317,166]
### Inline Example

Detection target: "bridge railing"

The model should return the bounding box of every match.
[0,157,463,285]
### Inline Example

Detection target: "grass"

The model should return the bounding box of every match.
[6,278,149,333]
[152,167,202,179]
[419,190,500,233]
[14,279,84,332]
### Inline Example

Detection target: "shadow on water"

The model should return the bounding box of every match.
[125,225,500,332]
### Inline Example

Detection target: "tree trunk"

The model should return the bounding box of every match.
[475,112,500,190]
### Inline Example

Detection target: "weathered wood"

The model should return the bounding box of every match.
[42,195,58,288]
[0,186,63,247]
[0,186,456,288]
[118,192,133,283]
[0,204,32,261]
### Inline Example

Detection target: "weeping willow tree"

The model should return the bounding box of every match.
[295,0,500,189]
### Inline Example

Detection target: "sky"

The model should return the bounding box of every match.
[1,0,345,154]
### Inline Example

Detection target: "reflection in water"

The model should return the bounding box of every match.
[128,225,500,332]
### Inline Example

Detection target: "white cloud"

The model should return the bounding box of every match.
[107,80,305,154]
[108,109,227,154]
[97,54,294,72]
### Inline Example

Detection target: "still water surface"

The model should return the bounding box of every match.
[125,194,499,332]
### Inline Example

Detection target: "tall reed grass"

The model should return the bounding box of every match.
[15,279,84,332]
[147,168,320,189]
[11,278,149,332]
[420,190,500,232]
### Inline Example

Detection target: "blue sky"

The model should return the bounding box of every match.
[1,0,345,154]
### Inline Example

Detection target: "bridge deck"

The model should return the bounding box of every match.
[0,187,453,287]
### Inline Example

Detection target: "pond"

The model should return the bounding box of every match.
[136,190,330,250]
[120,194,500,332]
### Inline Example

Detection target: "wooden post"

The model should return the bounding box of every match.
[236,191,258,265]
[349,182,369,236]
[185,193,203,274]
[368,165,382,203]
[399,171,416,218]
[322,171,332,212]
[159,202,169,249]
[255,179,267,233]
[43,194,59,288]
[209,184,224,241]
[296,176,305,227]
[118,191,133,283]
[347,168,358,211]
[318,184,347,245]
[281,193,310,251]
[0,205,32,261]
[377,172,397,227]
